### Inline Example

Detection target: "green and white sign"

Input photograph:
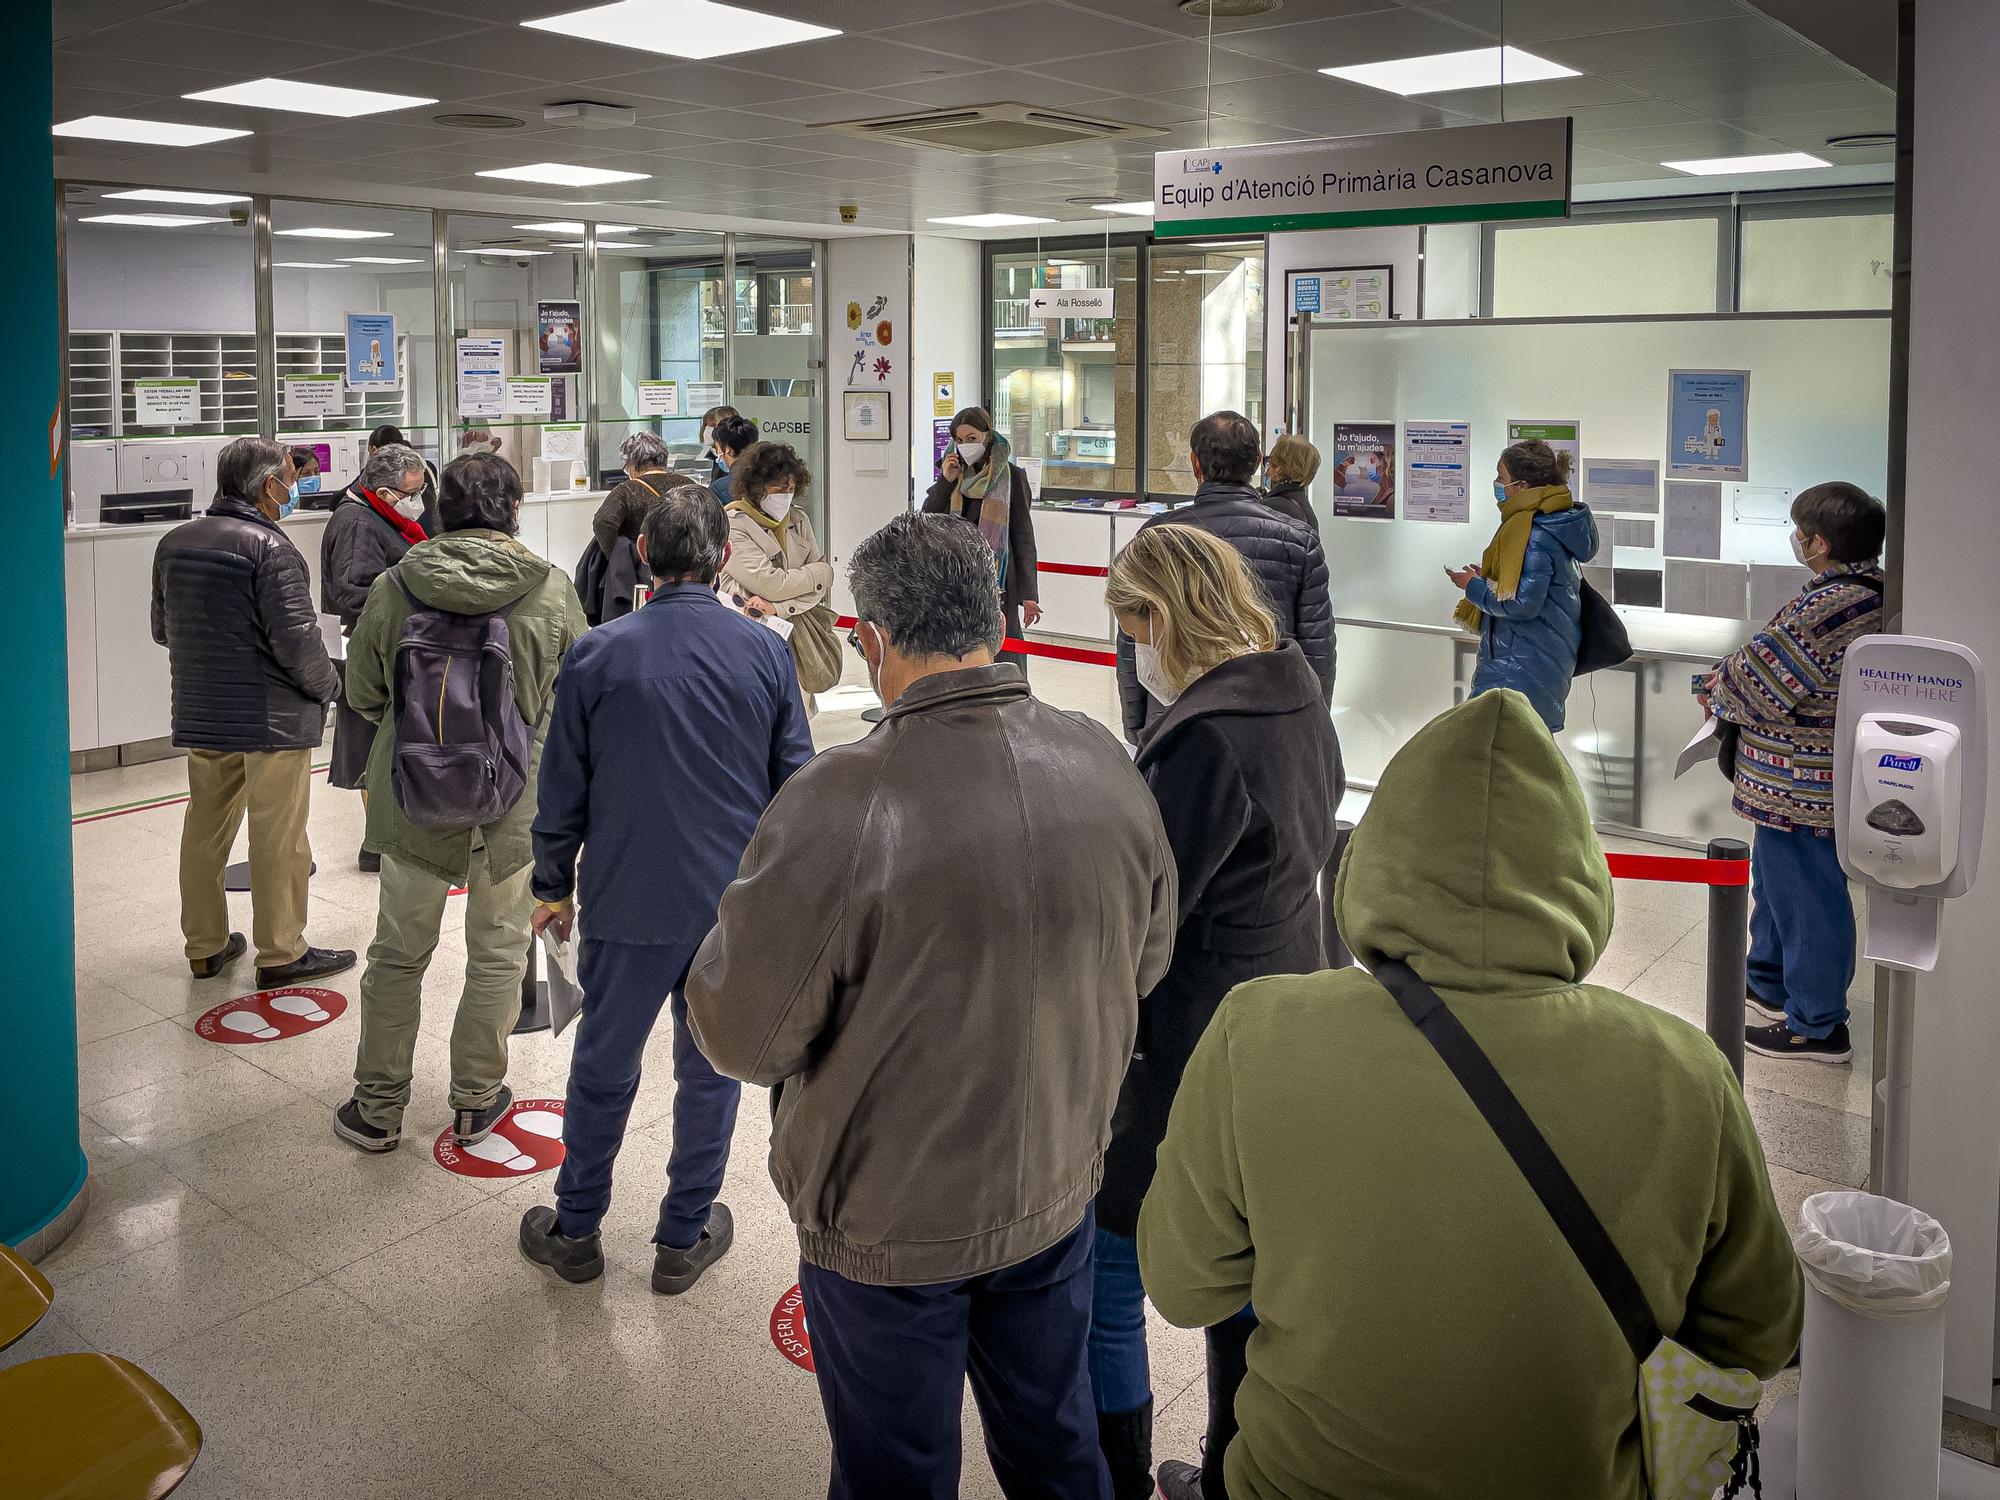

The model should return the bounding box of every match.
[637,379,681,417]
[282,373,345,420]
[504,375,554,417]
[1152,118,1571,238]
[132,377,200,426]
[1506,419,1581,474]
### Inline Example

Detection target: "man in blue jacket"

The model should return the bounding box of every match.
[517,486,814,1292]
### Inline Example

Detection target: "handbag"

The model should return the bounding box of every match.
[787,602,844,695]
[1575,578,1633,674]
[1375,958,1765,1499]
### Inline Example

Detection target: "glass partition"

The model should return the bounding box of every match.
[731,237,823,531]
[444,214,585,490]
[271,200,437,492]
[1740,210,1894,312]
[593,228,725,484]
[1146,240,1264,496]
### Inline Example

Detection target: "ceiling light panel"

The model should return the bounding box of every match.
[1662,151,1831,176]
[273,227,394,239]
[340,256,425,264]
[79,213,228,227]
[1322,46,1580,98]
[53,116,250,147]
[1091,201,1155,215]
[513,221,638,234]
[185,79,436,118]
[927,213,1056,227]
[523,0,840,62]
[274,261,344,269]
[460,247,555,256]
[104,189,250,205]
[476,163,651,186]
[555,240,647,249]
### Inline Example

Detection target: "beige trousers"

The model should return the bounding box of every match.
[179,747,313,969]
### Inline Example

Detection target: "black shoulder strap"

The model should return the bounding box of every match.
[1375,959,1661,1364]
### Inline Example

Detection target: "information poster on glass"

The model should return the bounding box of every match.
[537,300,582,375]
[1506,419,1580,475]
[345,312,397,388]
[1580,457,1661,515]
[132,378,198,426]
[1290,267,1391,321]
[637,380,680,417]
[542,424,585,463]
[456,337,506,417]
[505,376,554,417]
[688,380,724,412]
[1402,420,1470,524]
[1329,420,1397,520]
[282,374,344,420]
[1667,369,1749,482]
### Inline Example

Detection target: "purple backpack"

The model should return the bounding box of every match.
[386,565,538,833]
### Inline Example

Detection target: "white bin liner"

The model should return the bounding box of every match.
[1795,1191,1952,1316]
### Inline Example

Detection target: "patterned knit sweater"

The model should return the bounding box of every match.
[1703,561,1884,834]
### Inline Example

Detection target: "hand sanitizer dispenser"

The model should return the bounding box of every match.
[1849,714,1962,889]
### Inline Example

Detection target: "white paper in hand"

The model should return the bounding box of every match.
[542,930,583,1037]
[1676,716,1722,779]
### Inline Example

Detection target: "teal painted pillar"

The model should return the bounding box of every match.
[1,7,83,1245]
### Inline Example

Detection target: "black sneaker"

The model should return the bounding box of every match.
[1746,1020,1852,1065]
[333,1098,399,1153]
[652,1204,734,1295]
[518,1205,605,1284]
[1746,992,1786,1023]
[190,932,246,979]
[257,945,358,988]
[357,848,381,874]
[1156,1460,1204,1500]
[454,1084,513,1147]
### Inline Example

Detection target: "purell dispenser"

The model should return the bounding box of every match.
[1848,715,1962,890]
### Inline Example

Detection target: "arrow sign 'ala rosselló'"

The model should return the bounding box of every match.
[1028,286,1116,319]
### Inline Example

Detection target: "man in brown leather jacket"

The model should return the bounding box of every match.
[688,512,1176,1500]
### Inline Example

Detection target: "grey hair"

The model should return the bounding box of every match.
[620,431,673,469]
[849,513,1003,659]
[641,483,730,583]
[359,442,426,494]
[215,436,288,506]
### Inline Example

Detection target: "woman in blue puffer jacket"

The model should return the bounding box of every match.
[1448,438,1599,731]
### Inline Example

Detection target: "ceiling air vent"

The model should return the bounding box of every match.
[820,103,1162,156]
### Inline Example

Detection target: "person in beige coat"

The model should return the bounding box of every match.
[718,441,835,708]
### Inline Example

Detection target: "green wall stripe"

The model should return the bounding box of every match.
[1154,199,1569,238]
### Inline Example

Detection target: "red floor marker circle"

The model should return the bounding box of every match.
[771,1284,814,1372]
[432,1098,567,1178]
[196,987,347,1044]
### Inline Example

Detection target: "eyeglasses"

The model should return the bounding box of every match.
[846,625,865,658]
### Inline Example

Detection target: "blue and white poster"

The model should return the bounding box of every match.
[345,312,398,388]
[1667,369,1748,482]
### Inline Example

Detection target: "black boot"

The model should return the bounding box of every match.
[1097,1398,1154,1500]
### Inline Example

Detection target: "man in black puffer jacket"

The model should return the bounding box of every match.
[151,437,354,990]
[1118,411,1334,741]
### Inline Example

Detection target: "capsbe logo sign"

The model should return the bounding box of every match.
[432,1099,567,1178]
[770,1284,814,1372]
[196,987,346,1044]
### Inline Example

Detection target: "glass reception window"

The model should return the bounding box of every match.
[1739,212,1894,312]
[1491,216,1721,317]
[990,246,1139,497]
[731,237,823,533]
[1146,241,1264,496]
[593,228,725,485]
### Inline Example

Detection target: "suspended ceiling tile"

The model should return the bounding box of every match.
[57,21,356,74]
[1213,7,1495,66]
[1071,0,1400,42]
[885,69,1127,112]
[629,106,819,140]
[1435,0,1743,42]
[1153,69,1423,123]
[53,51,253,100]
[586,62,838,107]
[1541,16,1818,76]
[170,0,482,49]
[1416,73,1651,120]
[1033,41,1293,95]
[756,91,938,125]
[744,35,984,89]
[387,24,666,84]
[1605,51,1866,112]
[1580,122,1781,158]
[694,0,1022,28]
[1539,99,1710,134]
[1068,93,1214,130]
[877,3,1171,65]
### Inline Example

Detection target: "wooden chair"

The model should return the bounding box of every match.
[0,1352,202,1498]
[0,1240,54,1351]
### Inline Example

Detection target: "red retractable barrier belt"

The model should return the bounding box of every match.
[834,616,1118,668]
[1604,852,1750,887]
[1034,562,1111,578]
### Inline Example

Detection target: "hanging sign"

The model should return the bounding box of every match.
[537,300,583,375]
[1028,287,1115,318]
[688,380,724,411]
[456,337,506,417]
[1153,117,1572,238]
[505,376,554,416]
[933,372,955,418]
[542,424,586,463]
[282,374,345,420]
[345,311,398,387]
[637,379,681,417]
[132,378,199,426]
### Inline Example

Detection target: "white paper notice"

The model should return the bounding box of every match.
[687,380,724,411]
[541,424,585,463]
[636,380,680,417]
[1750,563,1811,622]
[455,337,506,417]
[282,374,345,420]
[1403,420,1471,523]
[504,376,553,416]
[1732,485,1793,527]
[1019,457,1043,497]
[1580,457,1660,515]
[1663,481,1724,559]
[1665,560,1748,619]
[1612,517,1657,550]
[133,378,199,426]
[1676,716,1722,778]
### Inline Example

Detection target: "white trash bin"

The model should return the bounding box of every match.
[1795,1191,1953,1500]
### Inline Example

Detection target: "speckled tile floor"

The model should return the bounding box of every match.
[31,651,1869,1497]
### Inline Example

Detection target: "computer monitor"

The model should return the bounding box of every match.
[598,467,628,488]
[101,489,193,525]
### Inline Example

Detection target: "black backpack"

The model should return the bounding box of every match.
[1575,578,1632,675]
[386,566,540,833]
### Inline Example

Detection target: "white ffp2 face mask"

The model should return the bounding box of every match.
[956,440,988,466]
[1134,640,1179,706]
[700,425,714,449]
[1791,530,1817,569]
[394,495,426,521]
[761,490,794,521]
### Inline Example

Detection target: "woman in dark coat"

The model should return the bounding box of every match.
[921,405,1040,664]
[320,442,429,871]
[1260,431,1321,535]
[1091,523,1345,1500]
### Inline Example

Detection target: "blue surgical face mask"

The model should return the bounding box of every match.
[297,474,320,494]
[278,479,300,519]
[1493,480,1511,505]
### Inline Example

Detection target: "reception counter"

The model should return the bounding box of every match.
[65,491,605,758]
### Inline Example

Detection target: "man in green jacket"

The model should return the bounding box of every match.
[1139,689,1803,1500]
[334,453,587,1155]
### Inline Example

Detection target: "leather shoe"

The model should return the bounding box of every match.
[256,945,357,988]
[190,932,246,979]
[519,1206,605,1284]
[653,1204,734,1295]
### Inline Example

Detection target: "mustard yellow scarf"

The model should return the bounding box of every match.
[1453,483,1574,632]
[728,497,788,538]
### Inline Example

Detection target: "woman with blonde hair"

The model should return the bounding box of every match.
[1261,432,1320,534]
[1091,523,1345,1500]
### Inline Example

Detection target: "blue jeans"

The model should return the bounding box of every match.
[1748,824,1856,1039]
[799,1210,1108,1500]
[1088,1227,1150,1415]
[554,938,741,1247]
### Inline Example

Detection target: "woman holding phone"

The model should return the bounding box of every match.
[922,406,1041,662]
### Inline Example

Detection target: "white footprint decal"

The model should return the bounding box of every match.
[510,1109,564,1142]
[266,993,329,1022]
[220,1010,280,1041]
[461,1134,537,1171]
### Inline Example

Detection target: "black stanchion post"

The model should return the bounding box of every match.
[1322,821,1355,970]
[513,933,550,1036]
[1704,836,1752,1085]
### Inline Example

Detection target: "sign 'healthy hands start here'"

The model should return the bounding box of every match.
[1152,117,1572,238]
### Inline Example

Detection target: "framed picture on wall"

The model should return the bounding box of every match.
[843,390,892,442]
[1285,266,1393,323]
